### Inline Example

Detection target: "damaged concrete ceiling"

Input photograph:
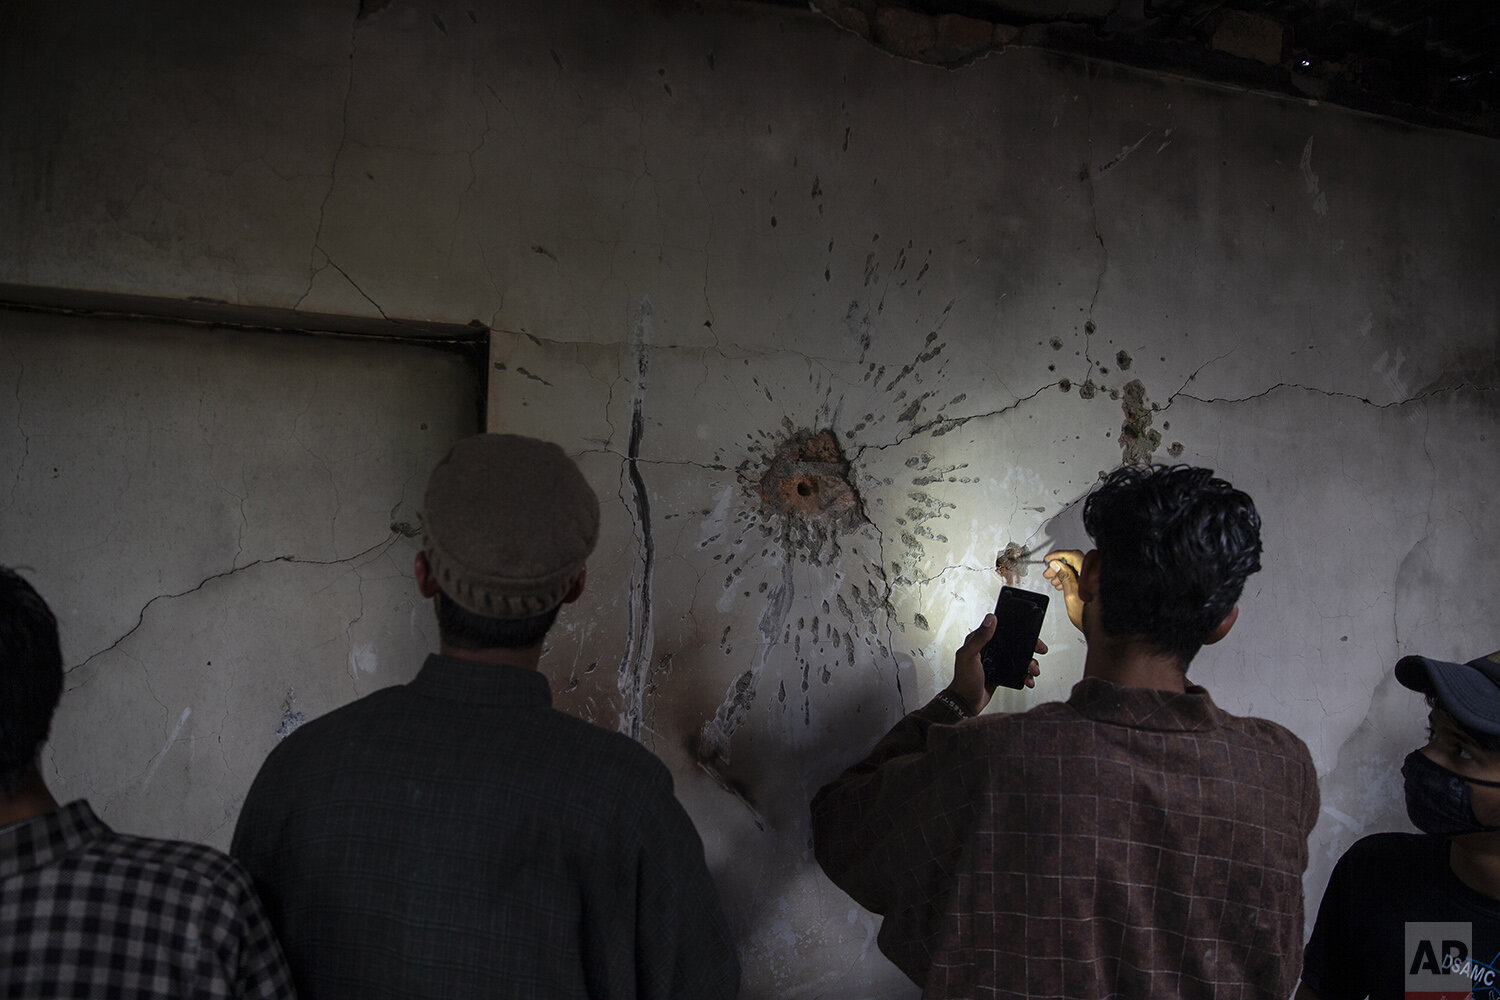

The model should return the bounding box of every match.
[760,0,1499,137]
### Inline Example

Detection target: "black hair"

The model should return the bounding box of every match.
[435,590,562,651]
[1082,464,1262,667]
[0,567,64,796]
[1424,695,1500,754]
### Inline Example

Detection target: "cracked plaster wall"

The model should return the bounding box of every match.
[0,317,478,844]
[3,0,1499,996]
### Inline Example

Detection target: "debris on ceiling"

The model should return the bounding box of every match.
[768,0,1499,137]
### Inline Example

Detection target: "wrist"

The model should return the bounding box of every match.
[935,687,975,719]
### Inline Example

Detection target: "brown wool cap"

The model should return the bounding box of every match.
[421,434,599,620]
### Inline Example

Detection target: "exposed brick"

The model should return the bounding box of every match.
[875,6,937,60]
[933,13,994,63]
[810,0,871,39]
[1212,10,1285,67]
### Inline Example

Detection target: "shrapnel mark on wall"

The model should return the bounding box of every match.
[1094,129,1153,176]
[1118,379,1162,464]
[492,362,554,387]
[697,555,794,766]
[696,425,890,767]
[755,428,864,559]
[276,689,306,741]
[618,297,656,742]
[995,542,1032,586]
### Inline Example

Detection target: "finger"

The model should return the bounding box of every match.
[1034,638,1048,655]
[960,613,997,653]
[1043,559,1075,589]
[1042,550,1082,573]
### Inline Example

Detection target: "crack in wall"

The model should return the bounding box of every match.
[1167,380,1494,410]
[449,106,494,259]
[1080,67,1106,379]
[699,165,719,343]
[65,534,401,680]
[295,14,361,312]
[617,297,656,741]
[320,257,398,322]
[582,452,728,473]
[489,326,914,369]
[228,486,250,567]
[850,380,1059,459]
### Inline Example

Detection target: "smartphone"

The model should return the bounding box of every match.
[980,586,1049,689]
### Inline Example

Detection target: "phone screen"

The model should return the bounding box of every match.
[980,585,1049,689]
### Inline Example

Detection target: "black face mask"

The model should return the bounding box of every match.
[1402,750,1500,837]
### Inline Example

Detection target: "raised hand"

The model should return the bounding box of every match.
[947,614,1046,715]
[1042,549,1085,635]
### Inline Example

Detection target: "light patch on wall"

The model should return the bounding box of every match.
[140,707,191,792]
[348,642,379,677]
[1300,135,1330,215]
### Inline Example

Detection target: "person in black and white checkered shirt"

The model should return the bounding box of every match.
[0,565,296,999]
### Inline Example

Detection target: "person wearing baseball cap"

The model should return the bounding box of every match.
[1299,649,1500,1000]
[232,434,739,1000]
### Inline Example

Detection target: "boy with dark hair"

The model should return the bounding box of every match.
[231,433,740,1000]
[1079,463,1264,662]
[1299,649,1500,1000]
[811,463,1319,999]
[0,566,295,999]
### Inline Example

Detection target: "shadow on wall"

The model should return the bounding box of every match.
[1303,667,1422,923]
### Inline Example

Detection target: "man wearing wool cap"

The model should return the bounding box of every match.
[232,433,740,1000]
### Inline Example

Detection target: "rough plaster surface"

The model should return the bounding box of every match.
[0,317,478,846]
[3,0,1498,996]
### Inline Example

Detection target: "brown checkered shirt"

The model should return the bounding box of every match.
[811,676,1319,999]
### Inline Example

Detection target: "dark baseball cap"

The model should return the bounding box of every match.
[1396,650,1500,738]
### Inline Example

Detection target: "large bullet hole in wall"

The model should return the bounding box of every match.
[995,541,1032,586]
[755,428,867,559]
[759,429,855,518]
